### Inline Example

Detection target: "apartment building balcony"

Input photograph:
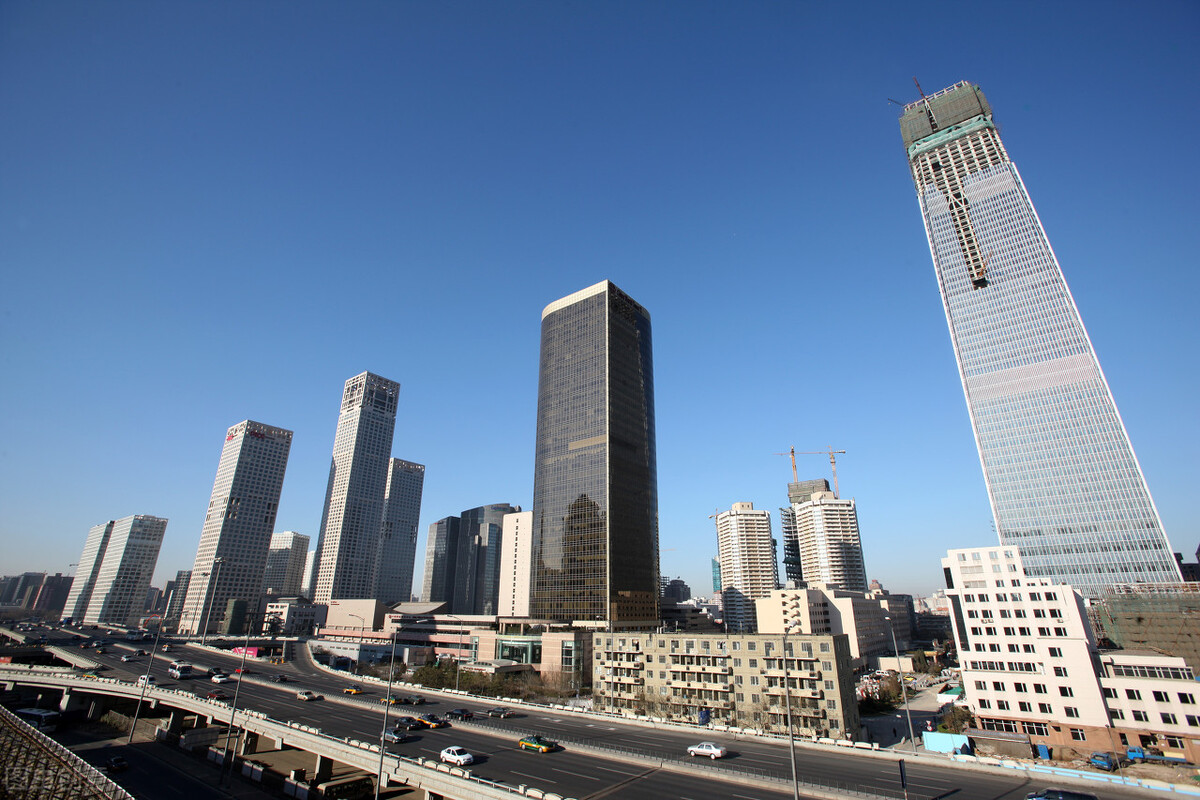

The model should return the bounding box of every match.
[665,679,734,692]
[672,663,733,677]
[764,685,822,700]
[761,667,821,681]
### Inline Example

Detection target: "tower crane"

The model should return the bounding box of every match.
[774,446,848,497]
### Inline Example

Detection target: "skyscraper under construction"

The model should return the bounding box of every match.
[900,81,1179,597]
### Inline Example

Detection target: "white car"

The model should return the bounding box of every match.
[440,747,474,766]
[211,674,231,684]
[687,742,728,760]
[135,675,156,687]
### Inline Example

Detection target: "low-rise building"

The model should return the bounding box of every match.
[943,546,1200,762]
[592,631,859,738]
[756,584,892,672]
[263,597,327,636]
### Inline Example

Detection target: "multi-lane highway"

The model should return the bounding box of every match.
[12,626,1147,800]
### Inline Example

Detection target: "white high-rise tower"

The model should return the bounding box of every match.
[715,502,777,633]
[179,420,292,635]
[313,371,399,603]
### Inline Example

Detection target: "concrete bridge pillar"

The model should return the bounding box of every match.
[163,710,186,735]
[238,732,259,755]
[59,690,89,714]
[313,754,334,785]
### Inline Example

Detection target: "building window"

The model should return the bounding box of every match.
[975,681,986,690]
[1132,710,1148,722]
[1102,687,1115,698]
[997,700,1009,711]
[1064,707,1079,718]
[1187,715,1200,728]
[1034,684,1047,694]
[1161,713,1177,725]
[1165,736,1184,748]
[1070,728,1086,741]
[1110,709,1124,720]
[1048,647,1061,657]
[1019,701,1032,712]
[1038,703,1052,714]
[1153,690,1168,703]
[1014,683,1026,693]
[1053,666,1067,677]
[1024,721,1048,736]
[978,699,991,709]
[1059,686,1073,697]
[1180,693,1196,705]
[1126,689,1141,700]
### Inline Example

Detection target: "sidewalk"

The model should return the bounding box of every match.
[859,685,943,752]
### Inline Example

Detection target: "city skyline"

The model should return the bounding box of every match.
[2,3,1197,601]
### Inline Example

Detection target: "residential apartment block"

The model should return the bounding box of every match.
[715,502,778,633]
[592,631,859,738]
[943,546,1200,761]
[66,515,168,626]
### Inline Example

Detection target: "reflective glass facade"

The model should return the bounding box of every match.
[901,82,1179,597]
[531,281,659,623]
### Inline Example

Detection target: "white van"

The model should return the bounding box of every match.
[135,675,156,687]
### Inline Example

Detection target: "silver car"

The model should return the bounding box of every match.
[686,742,728,759]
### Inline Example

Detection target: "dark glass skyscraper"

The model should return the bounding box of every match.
[531,280,659,624]
[900,82,1179,597]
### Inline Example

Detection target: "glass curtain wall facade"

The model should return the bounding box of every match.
[900,82,1179,597]
[373,459,425,605]
[531,280,659,624]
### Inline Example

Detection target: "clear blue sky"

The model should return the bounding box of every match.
[2,1,1197,602]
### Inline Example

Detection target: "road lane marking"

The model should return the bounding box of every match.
[593,765,641,776]
[552,768,601,780]
[512,770,555,783]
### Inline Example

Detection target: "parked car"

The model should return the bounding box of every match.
[383,727,412,743]
[342,684,364,695]
[1088,751,1129,771]
[518,735,557,753]
[392,716,423,730]
[686,742,728,760]
[485,707,514,718]
[445,708,473,720]
[439,747,474,766]
[269,674,288,683]
[296,690,322,701]
[417,714,446,728]
[105,756,129,773]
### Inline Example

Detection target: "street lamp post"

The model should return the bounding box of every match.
[348,613,365,672]
[781,626,800,800]
[221,616,254,786]
[200,557,225,646]
[127,614,163,744]
[374,630,399,800]
[885,616,917,752]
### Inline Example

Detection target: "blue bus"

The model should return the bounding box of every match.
[16,708,61,732]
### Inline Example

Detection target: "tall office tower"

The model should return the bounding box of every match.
[313,372,400,603]
[64,521,115,621]
[788,489,868,592]
[456,503,520,614]
[263,531,311,596]
[372,459,425,605]
[498,510,533,617]
[164,569,191,623]
[715,502,778,633]
[79,515,168,625]
[530,281,659,625]
[179,420,292,636]
[900,82,1179,596]
[421,516,460,605]
[780,479,831,584]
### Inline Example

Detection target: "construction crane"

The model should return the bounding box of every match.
[775,446,848,497]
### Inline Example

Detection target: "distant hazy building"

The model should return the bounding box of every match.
[783,487,867,592]
[263,531,311,597]
[661,577,691,604]
[497,510,533,617]
[164,569,191,624]
[423,504,519,614]
[530,281,659,625]
[716,502,777,633]
[373,459,425,605]
[901,82,1179,597]
[300,550,316,599]
[313,372,399,603]
[179,420,292,636]
[70,515,168,626]
[31,573,72,614]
